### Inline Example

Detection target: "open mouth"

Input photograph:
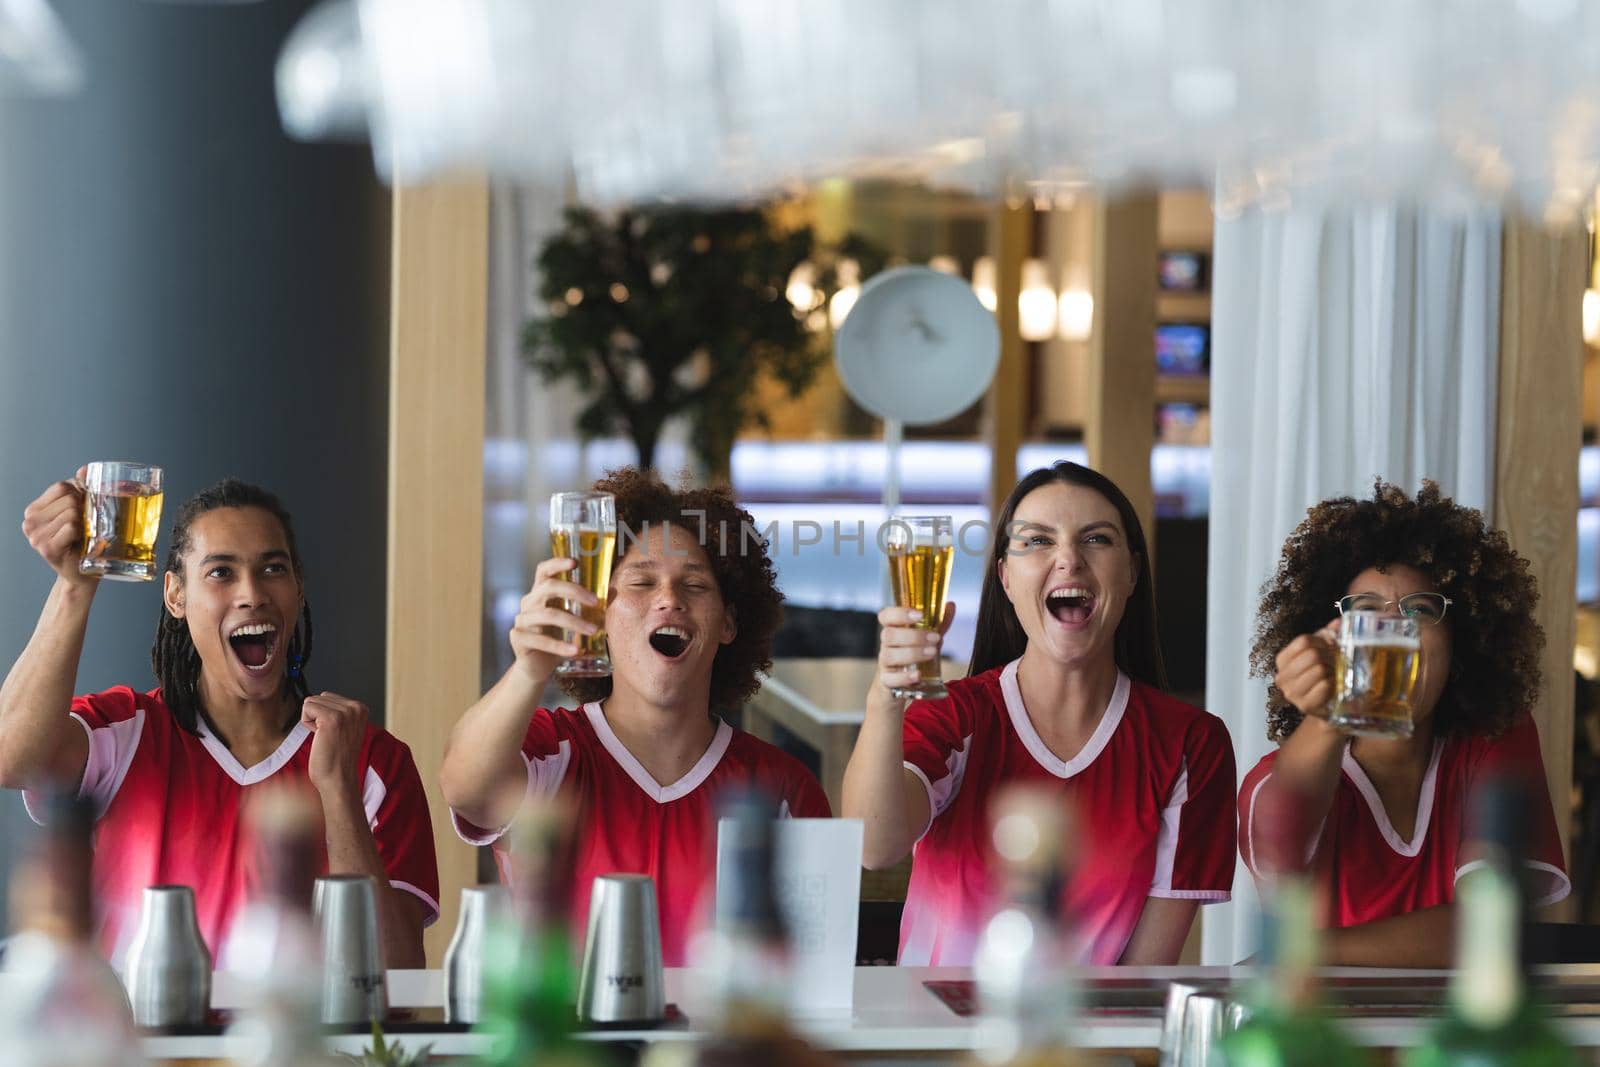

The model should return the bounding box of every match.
[1046,587,1095,625]
[648,626,691,659]
[227,621,279,672]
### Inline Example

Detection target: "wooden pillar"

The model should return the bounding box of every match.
[1085,194,1159,545]
[1495,216,1587,894]
[986,201,1031,519]
[387,178,489,964]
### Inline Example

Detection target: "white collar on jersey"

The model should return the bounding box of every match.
[998,658,1130,779]
[583,701,734,803]
[196,715,312,786]
[1340,740,1444,857]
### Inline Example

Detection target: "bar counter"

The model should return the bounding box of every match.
[137,964,1600,1062]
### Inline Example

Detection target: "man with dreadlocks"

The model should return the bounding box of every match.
[0,474,438,969]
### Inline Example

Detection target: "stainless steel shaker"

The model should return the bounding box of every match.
[312,874,387,1025]
[577,874,664,1024]
[443,885,508,1024]
[123,885,212,1027]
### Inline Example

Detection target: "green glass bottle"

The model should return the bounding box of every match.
[1406,778,1576,1067]
[1221,879,1368,1067]
[1222,781,1366,1067]
[475,802,609,1067]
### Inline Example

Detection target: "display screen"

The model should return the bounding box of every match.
[1155,323,1209,376]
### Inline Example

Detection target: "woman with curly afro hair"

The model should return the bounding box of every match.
[1238,480,1569,967]
[440,467,828,965]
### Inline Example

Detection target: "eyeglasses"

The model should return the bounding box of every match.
[1334,592,1452,625]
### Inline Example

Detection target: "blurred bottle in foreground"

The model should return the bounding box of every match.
[475,798,609,1067]
[972,785,1085,1067]
[224,789,339,1067]
[1222,783,1366,1067]
[1406,777,1577,1067]
[652,791,834,1067]
[0,792,145,1067]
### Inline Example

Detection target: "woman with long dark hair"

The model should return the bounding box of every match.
[842,462,1236,965]
[0,473,437,968]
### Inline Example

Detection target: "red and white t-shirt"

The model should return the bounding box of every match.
[451,702,831,966]
[22,686,440,968]
[899,661,1237,966]
[1237,712,1570,926]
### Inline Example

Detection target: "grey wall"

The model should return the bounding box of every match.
[0,2,390,911]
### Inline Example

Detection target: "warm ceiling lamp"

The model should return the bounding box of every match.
[1057,288,1094,342]
[971,256,997,312]
[1018,258,1057,342]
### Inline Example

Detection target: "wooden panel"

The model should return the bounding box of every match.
[1086,194,1159,548]
[387,178,489,964]
[1495,216,1587,900]
[986,201,1031,519]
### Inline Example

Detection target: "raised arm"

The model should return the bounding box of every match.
[0,478,96,790]
[1255,623,1347,846]
[439,556,597,832]
[841,604,948,869]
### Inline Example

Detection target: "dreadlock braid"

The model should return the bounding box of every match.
[149,479,314,736]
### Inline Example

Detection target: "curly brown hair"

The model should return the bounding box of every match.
[1250,480,1543,742]
[559,467,783,712]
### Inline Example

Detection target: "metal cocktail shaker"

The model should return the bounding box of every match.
[313,875,387,1025]
[443,885,508,1024]
[577,874,664,1024]
[123,885,212,1028]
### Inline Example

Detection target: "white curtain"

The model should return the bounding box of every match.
[484,182,585,682]
[483,184,699,683]
[1201,202,1502,964]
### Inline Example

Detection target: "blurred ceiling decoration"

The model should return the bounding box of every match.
[277,0,1600,217]
[0,0,83,96]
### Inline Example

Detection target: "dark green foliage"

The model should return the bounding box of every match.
[523,206,884,477]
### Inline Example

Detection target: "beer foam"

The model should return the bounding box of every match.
[1341,635,1421,649]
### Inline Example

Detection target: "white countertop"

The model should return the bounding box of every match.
[139,964,1600,1059]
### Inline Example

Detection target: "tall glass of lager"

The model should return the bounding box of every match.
[79,461,164,582]
[885,515,955,700]
[549,491,617,678]
[1328,611,1421,738]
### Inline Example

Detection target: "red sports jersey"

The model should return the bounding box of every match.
[451,702,831,965]
[1237,713,1570,926]
[22,686,440,968]
[899,661,1236,966]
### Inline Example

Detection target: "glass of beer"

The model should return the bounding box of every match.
[79,461,164,582]
[885,515,955,700]
[1328,610,1421,737]
[549,491,617,678]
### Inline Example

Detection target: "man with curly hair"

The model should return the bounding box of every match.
[1238,480,1568,967]
[440,467,829,964]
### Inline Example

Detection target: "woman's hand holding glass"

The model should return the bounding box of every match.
[874,602,956,703]
[509,556,601,686]
[1274,619,1340,720]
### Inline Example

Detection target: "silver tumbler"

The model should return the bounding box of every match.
[577,874,664,1024]
[443,885,508,1024]
[123,885,212,1028]
[1158,981,1207,1067]
[313,874,387,1025]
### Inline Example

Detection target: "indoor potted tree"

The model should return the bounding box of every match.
[524,204,884,481]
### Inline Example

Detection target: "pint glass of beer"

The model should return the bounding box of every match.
[1328,610,1421,738]
[885,515,955,700]
[549,491,617,678]
[79,462,164,582]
